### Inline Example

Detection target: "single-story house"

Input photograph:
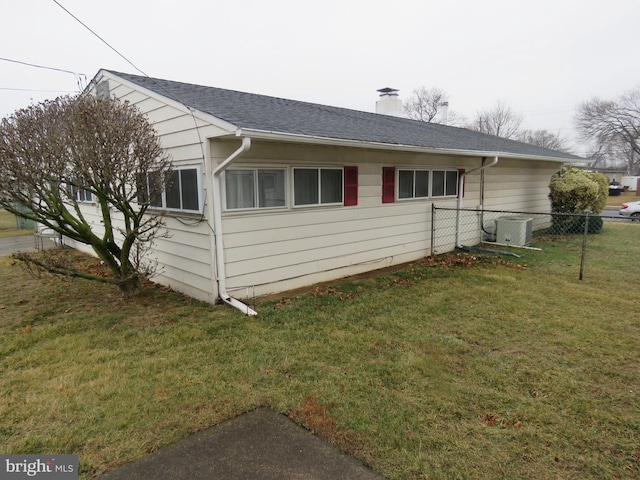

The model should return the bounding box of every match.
[71,69,581,314]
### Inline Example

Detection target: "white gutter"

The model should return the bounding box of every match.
[455,155,499,247]
[211,135,258,316]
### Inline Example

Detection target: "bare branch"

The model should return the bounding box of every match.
[466,101,523,139]
[575,87,640,173]
[404,87,449,123]
[0,94,173,293]
[517,129,572,153]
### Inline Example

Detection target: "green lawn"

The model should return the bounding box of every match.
[0,223,638,479]
[606,190,639,207]
[0,208,33,238]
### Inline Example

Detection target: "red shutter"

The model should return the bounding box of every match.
[343,166,358,206]
[457,168,465,198]
[382,167,395,203]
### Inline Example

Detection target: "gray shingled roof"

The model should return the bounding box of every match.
[105,70,581,162]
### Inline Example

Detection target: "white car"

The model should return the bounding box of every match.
[619,200,640,220]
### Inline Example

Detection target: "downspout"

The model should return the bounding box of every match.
[211,135,257,315]
[456,155,499,247]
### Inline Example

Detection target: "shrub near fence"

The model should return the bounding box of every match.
[431,206,637,280]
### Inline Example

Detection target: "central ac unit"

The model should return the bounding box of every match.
[495,216,533,246]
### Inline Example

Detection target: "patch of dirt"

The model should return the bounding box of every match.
[289,396,364,458]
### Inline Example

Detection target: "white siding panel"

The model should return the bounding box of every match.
[153,248,211,279]
[164,144,207,164]
[224,210,429,248]
[226,240,426,288]
[222,201,432,233]
[225,220,429,265]
[226,242,431,296]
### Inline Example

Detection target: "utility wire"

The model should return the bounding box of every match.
[0,57,87,90]
[52,0,149,77]
[0,57,84,77]
[0,87,75,93]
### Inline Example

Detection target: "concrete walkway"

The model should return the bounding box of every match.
[96,407,386,480]
[0,233,61,257]
[0,234,39,256]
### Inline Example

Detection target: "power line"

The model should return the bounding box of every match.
[0,57,87,90]
[0,57,84,77]
[0,87,75,93]
[52,0,149,77]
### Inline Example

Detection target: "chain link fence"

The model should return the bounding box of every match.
[431,206,638,279]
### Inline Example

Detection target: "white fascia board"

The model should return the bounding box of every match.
[237,128,572,163]
[93,70,238,134]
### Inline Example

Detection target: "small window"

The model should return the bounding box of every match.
[225,168,286,210]
[293,168,343,206]
[398,169,430,199]
[432,170,458,197]
[383,167,459,202]
[67,181,93,203]
[96,81,110,99]
[75,187,93,203]
[142,166,202,213]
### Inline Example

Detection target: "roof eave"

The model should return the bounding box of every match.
[236,128,572,163]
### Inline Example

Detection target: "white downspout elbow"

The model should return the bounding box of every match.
[212,136,257,315]
[456,155,499,248]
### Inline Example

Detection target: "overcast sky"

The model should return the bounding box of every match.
[2,0,639,155]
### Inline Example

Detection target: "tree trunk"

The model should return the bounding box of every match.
[117,274,142,295]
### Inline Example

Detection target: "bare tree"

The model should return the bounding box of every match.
[403,86,450,123]
[586,135,635,171]
[517,129,572,153]
[0,94,172,293]
[575,87,640,174]
[467,101,523,139]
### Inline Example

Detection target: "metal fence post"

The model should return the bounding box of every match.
[430,204,436,257]
[579,212,590,280]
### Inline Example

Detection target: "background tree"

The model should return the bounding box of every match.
[587,136,635,171]
[466,101,523,139]
[0,94,172,293]
[403,86,464,125]
[549,167,608,214]
[548,167,608,234]
[516,129,572,153]
[575,87,640,174]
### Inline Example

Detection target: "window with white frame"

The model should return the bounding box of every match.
[142,165,202,213]
[293,167,343,206]
[74,187,93,203]
[394,168,458,200]
[432,170,459,197]
[225,168,286,210]
[66,180,93,203]
[398,169,430,199]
